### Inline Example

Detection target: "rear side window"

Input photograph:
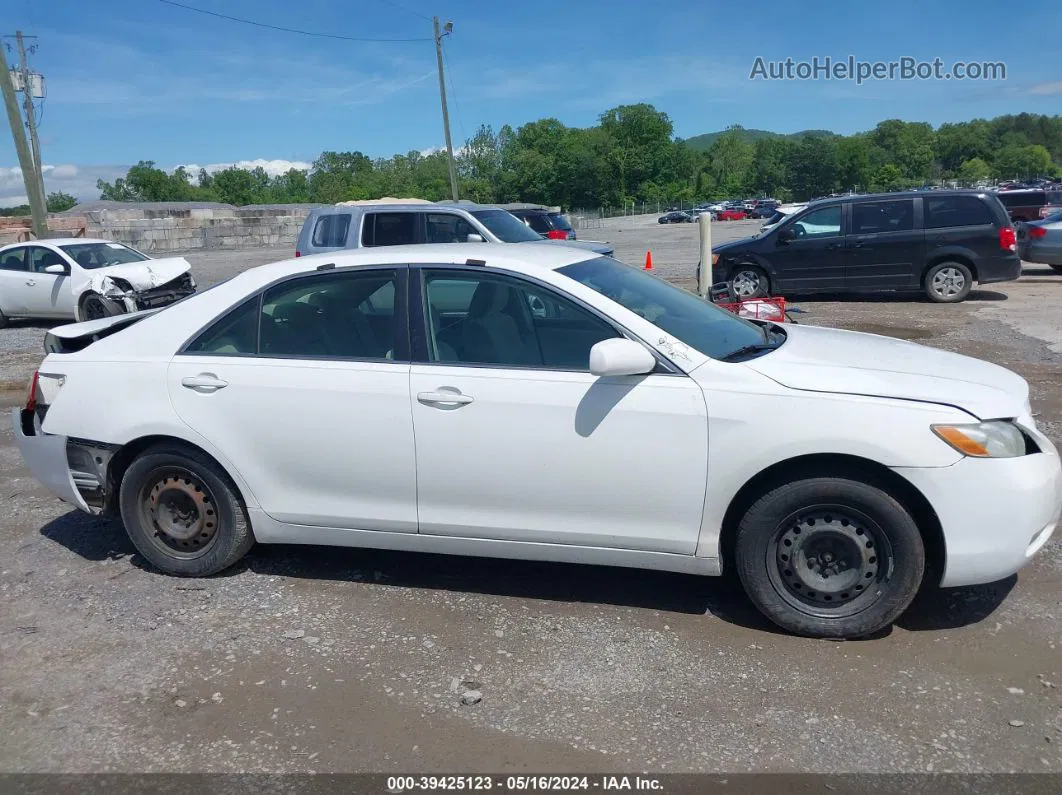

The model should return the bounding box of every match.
[0,247,27,271]
[311,213,352,248]
[548,212,573,231]
[362,212,418,247]
[424,213,478,244]
[185,296,259,355]
[924,196,994,228]
[997,191,1044,208]
[520,213,552,233]
[851,200,914,233]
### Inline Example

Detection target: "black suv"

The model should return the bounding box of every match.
[708,190,1020,303]
[505,206,577,240]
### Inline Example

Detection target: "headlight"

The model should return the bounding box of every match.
[932,421,1026,458]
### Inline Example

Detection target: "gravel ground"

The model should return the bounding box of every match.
[1,215,1061,774]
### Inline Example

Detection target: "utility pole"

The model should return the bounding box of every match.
[1,46,47,237]
[15,32,46,207]
[433,16,459,202]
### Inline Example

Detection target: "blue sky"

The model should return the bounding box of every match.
[2,0,1060,205]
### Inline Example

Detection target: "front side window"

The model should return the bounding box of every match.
[187,270,400,359]
[0,247,27,272]
[424,213,479,244]
[422,270,618,369]
[851,200,914,234]
[468,209,543,243]
[789,206,842,238]
[27,246,69,273]
[925,196,994,228]
[311,213,351,248]
[559,257,768,361]
[361,212,418,247]
[58,242,148,268]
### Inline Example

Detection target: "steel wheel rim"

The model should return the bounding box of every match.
[731,270,761,297]
[137,467,220,560]
[931,267,965,298]
[83,298,106,320]
[766,506,894,619]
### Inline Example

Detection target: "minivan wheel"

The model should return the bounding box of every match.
[924,261,973,303]
[729,266,768,298]
[119,445,255,577]
[734,477,925,638]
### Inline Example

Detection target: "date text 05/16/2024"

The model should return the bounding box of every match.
[386,776,664,792]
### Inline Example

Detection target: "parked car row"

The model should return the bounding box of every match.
[1018,210,1062,269]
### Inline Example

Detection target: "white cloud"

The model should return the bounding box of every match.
[0,163,130,206]
[175,159,312,182]
[1027,81,1062,96]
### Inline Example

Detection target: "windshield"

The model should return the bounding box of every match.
[558,257,773,360]
[59,242,149,269]
[470,209,543,243]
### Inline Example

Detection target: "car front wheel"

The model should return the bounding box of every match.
[119,445,255,577]
[734,476,925,638]
[79,292,124,321]
[729,266,768,298]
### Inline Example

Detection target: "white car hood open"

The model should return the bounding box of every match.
[73,257,191,297]
[744,324,1030,420]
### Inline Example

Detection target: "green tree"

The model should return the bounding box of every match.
[993,144,1055,179]
[957,157,991,184]
[46,191,78,212]
[708,127,755,196]
[789,136,839,199]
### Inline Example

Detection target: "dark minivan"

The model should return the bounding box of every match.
[709,190,1020,303]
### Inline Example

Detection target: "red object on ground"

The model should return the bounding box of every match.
[715,297,787,321]
[644,251,653,270]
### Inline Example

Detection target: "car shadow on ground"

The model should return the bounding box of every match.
[40,510,1016,639]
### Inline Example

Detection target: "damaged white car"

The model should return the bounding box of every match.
[0,238,196,326]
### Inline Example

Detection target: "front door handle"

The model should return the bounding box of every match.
[826,242,842,250]
[418,390,474,406]
[25,279,36,286]
[181,373,229,393]
[849,241,865,248]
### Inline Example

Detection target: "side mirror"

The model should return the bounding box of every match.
[44,263,69,275]
[776,227,795,243]
[466,233,485,243]
[589,338,656,377]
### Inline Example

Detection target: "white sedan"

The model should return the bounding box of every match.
[0,238,195,326]
[13,244,1061,638]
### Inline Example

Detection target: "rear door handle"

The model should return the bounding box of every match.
[849,241,865,248]
[181,373,229,393]
[827,242,842,250]
[25,279,36,286]
[418,390,474,406]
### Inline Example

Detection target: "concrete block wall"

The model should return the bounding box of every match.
[69,205,315,253]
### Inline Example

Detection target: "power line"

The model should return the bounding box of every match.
[374,0,431,22]
[156,0,431,43]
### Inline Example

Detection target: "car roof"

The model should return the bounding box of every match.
[260,243,599,282]
[0,237,122,250]
[809,189,992,206]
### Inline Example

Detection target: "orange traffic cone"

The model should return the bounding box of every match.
[644,251,653,270]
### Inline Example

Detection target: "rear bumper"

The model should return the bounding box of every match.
[1018,241,1062,266]
[11,408,91,513]
[977,253,1022,284]
[894,442,1062,587]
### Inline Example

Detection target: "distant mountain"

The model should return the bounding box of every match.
[681,128,834,151]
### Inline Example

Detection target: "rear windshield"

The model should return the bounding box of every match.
[1047,191,1062,206]
[519,212,552,234]
[470,210,543,243]
[997,191,1045,208]
[548,212,573,231]
[59,242,149,268]
[311,213,351,248]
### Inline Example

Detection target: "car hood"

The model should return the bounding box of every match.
[523,239,614,256]
[713,237,756,254]
[71,257,192,299]
[744,324,1029,420]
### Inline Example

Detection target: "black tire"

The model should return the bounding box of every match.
[734,476,925,638]
[1050,264,1062,274]
[728,265,769,298]
[0,306,9,329]
[79,292,124,322]
[119,445,255,577]
[923,261,973,303]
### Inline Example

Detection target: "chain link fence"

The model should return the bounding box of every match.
[569,201,698,230]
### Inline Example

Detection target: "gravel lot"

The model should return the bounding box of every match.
[1,215,1061,774]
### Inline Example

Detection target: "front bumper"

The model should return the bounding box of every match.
[894,441,1062,587]
[12,408,91,513]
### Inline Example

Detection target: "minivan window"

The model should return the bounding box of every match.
[924,196,994,228]
[311,214,351,248]
[789,206,842,238]
[997,191,1045,208]
[469,209,544,243]
[362,212,418,247]
[851,200,914,233]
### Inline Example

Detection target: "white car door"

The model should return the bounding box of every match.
[0,246,32,315]
[167,266,418,532]
[410,266,709,555]
[21,245,77,318]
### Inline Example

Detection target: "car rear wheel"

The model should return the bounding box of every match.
[734,476,925,638]
[729,266,768,298]
[119,445,255,577]
[1050,264,1062,274]
[924,261,973,303]
[79,292,124,321]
